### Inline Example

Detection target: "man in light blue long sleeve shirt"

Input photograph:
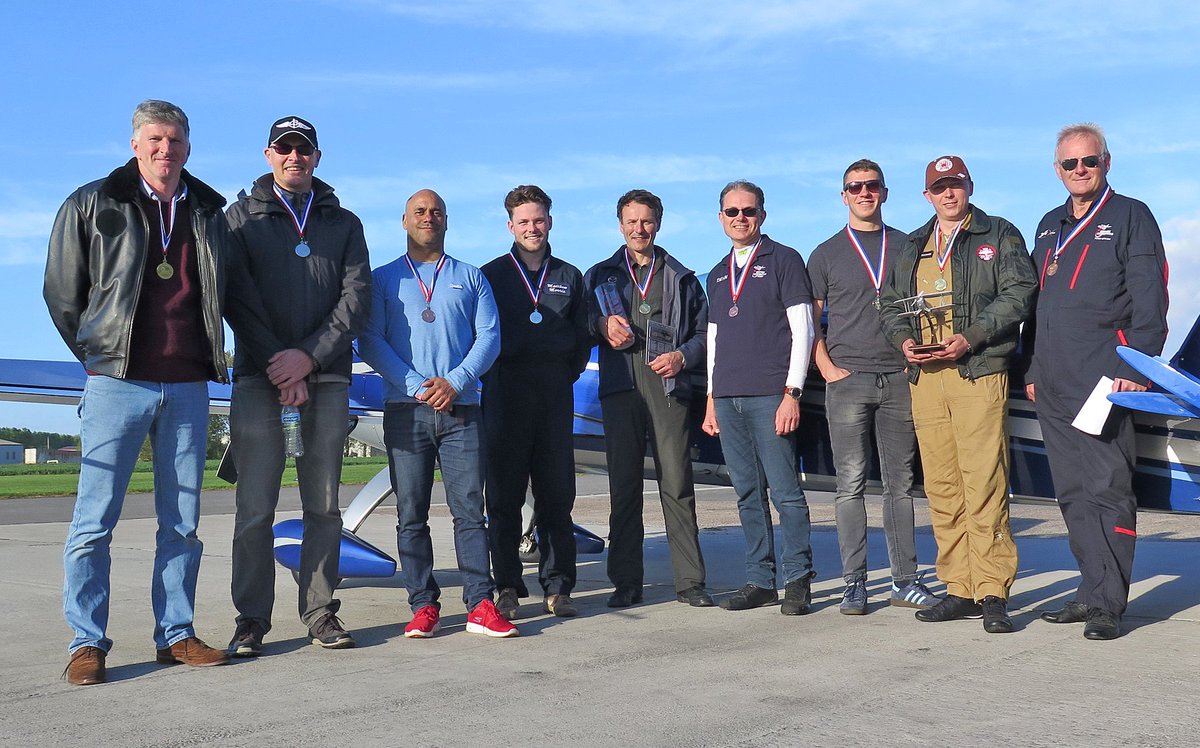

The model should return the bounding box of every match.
[358,188,514,639]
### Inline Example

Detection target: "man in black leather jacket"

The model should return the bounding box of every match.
[45,99,231,685]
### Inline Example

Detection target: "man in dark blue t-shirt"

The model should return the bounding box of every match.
[702,180,816,615]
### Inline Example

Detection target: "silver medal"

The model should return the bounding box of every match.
[295,241,311,258]
[421,307,436,323]
[638,302,651,315]
[529,310,543,324]
[728,304,739,318]
[933,277,947,292]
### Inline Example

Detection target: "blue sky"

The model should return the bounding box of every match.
[3,1,1198,434]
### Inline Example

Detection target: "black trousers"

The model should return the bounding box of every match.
[483,361,577,597]
[1036,382,1138,615]
[600,386,706,594]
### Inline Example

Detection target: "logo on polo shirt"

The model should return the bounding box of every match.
[544,283,570,295]
[1037,229,1056,239]
[714,273,729,283]
[976,245,996,261]
[450,283,465,290]
[1095,224,1114,240]
[751,265,767,279]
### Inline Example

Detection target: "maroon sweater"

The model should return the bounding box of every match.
[124,190,211,382]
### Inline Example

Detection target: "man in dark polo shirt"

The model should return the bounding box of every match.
[809,159,936,615]
[584,189,713,609]
[46,99,231,685]
[482,185,591,619]
[224,116,372,655]
[702,179,816,615]
[1025,124,1168,640]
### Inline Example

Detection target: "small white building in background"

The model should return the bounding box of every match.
[0,439,23,465]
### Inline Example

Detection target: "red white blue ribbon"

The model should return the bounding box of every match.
[845,226,887,298]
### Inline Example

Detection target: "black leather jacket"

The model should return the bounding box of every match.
[44,158,230,381]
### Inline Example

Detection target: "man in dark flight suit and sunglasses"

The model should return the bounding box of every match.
[1024,123,1168,641]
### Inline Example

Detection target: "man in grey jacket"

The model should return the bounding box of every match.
[223,116,371,655]
[46,99,232,686]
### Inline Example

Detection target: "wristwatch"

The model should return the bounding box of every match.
[784,386,802,400]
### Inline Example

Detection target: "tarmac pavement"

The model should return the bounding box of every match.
[2,474,1200,747]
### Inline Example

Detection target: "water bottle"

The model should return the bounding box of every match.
[281,405,304,457]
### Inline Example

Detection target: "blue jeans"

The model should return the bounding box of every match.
[64,376,209,653]
[714,396,813,588]
[384,402,493,611]
[825,371,919,584]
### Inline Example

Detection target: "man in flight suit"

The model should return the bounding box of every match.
[1025,123,1168,640]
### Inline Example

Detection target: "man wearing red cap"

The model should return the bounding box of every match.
[879,156,1037,634]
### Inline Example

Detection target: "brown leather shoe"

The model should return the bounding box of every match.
[64,646,106,686]
[156,637,230,667]
[544,594,578,617]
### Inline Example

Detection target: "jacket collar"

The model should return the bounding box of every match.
[100,157,226,212]
[600,244,692,277]
[911,205,993,245]
[245,173,339,212]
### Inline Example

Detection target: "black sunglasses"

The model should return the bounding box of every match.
[722,207,761,218]
[844,180,884,195]
[271,142,316,156]
[1059,155,1102,171]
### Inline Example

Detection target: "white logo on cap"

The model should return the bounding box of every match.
[935,158,954,173]
[276,118,311,130]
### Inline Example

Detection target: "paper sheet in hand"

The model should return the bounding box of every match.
[1072,376,1115,435]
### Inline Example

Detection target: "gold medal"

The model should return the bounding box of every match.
[156,261,174,280]
[1046,261,1059,277]
[933,277,947,292]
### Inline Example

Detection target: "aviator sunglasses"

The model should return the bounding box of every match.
[844,179,884,195]
[722,207,761,217]
[1059,155,1102,171]
[271,142,316,156]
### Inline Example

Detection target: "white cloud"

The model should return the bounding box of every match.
[1163,215,1200,358]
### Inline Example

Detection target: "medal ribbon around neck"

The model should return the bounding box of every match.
[727,238,763,306]
[845,226,887,298]
[935,219,964,274]
[508,252,550,312]
[144,179,187,254]
[624,247,658,306]
[272,183,314,246]
[404,253,448,308]
[1053,185,1113,262]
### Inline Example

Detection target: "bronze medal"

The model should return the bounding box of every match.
[156,261,174,280]
[1046,261,1059,277]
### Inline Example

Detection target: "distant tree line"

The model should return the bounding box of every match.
[0,427,79,450]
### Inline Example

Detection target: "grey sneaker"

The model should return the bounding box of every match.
[228,620,266,657]
[310,613,355,649]
[890,579,939,610]
[839,580,868,615]
[496,587,520,621]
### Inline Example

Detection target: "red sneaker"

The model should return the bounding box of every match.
[404,605,441,639]
[466,599,519,638]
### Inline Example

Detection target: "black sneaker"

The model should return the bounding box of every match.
[310,613,355,649]
[496,587,520,621]
[676,585,715,607]
[981,596,1014,633]
[720,583,778,611]
[228,620,266,657]
[914,594,983,622]
[780,577,813,616]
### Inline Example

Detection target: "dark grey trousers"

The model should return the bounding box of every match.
[230,377,346,631]
[600,387,706,593]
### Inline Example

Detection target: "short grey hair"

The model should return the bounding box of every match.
[719,179,765,210]
[1055,122,1108,160]
[132,99,190,139]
